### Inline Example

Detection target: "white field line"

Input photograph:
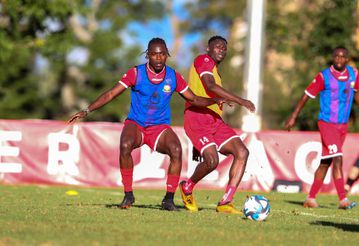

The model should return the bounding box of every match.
[272,209,359,223]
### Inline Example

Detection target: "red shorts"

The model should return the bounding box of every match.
[124,119,170,151]
[318,120,348,159]
[184,107,239,154]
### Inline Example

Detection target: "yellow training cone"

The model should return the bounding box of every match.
[66,190,79,196]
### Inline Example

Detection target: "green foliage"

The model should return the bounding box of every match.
[0,0,165,121]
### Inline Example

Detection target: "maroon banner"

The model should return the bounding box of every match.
[1,119,359,195]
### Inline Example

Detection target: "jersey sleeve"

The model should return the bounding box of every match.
[118,67,137,88]
[305,72,324,98]
[194,55,216,78]
[175,72,189,93]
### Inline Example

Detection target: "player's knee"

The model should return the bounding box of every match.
[236,146,249,160]
[167,142,182,160]
[120,139,135,156]
[204,155,219,171]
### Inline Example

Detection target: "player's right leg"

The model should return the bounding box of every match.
[304,159,331,208]
[118,121,142,209]
[216,137,248,214]
[180,146,219,212]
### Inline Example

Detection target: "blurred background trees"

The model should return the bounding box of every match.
[0,0,358,131]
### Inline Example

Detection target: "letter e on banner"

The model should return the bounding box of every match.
[0,130,22,173]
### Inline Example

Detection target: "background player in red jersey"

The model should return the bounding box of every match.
[285,46,358,209]
[179,36,255,214]
[68,38,225,211]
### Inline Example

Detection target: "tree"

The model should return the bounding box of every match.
[0,0,165,121]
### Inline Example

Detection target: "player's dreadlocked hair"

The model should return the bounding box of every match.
[208,35,227,46]
[143,37,171,57]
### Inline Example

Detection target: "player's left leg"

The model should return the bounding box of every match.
[156,128,182,211]
[216,137,248,214]
[332,156,357,209]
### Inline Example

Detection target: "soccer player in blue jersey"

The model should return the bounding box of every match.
[68,38,224,211]
[285,46,359,209]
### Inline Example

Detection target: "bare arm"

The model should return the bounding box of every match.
[201,74,255,112]
[355,91,359,105]
[68,83,126,123]
[284,93,310,131]
[180,88,225,107]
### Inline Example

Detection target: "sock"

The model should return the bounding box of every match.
[308,179,323,199]
[219,185,237,205]
[166,174,180,193]
[120,168,133,192]
[183,179,196,194]
[334,178,346,201]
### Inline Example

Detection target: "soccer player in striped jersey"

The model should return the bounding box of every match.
[285,46,359,209]
[68,38,225,211]
[179,36,255,214]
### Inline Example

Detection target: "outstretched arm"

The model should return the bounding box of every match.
[201,74,255,113]
[284,93,309,131]
[68,83,126,123]
[180,88,226,107]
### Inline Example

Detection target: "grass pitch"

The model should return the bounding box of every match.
[1,185,359,246]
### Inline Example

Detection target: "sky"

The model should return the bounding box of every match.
[65,1,228,68]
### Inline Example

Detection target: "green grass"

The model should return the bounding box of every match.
[1,185,359,246]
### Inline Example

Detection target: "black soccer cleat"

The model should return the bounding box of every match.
[119,192,135,209]
[161,198,179,211]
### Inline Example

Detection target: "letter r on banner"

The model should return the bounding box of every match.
[47,133,80,176]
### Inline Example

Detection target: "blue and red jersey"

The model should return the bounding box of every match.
[118,63,188,127]
[305,65,359,124]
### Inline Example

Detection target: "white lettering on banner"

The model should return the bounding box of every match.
[242,135,274,191]
[133,145,166,181]
[47,133,80,178]
[0,130,22,173]
[294,141,331,185]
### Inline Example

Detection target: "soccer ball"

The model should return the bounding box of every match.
[243,195,270,221]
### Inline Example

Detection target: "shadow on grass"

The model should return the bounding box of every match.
[310,221,359,232]
[105,203,210,211]
[284,200,331,209]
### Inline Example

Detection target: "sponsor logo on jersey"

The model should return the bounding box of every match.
[350,81,355,88]
[163,84,171,92]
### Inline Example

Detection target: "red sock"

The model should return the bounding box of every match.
[183,179,196,194]
[120,168,133,192]
[308,178,323,199]
[334,178,346,201]
[219,185,237,205]
[166,174,180,193]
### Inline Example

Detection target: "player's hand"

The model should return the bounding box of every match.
[68,111,88,124]
[243,99,256,113]
[284,116,296,131]
[213,98,229,107]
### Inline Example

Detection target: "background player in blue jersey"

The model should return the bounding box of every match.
[285,46,359,209]
[68,38,224,211]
